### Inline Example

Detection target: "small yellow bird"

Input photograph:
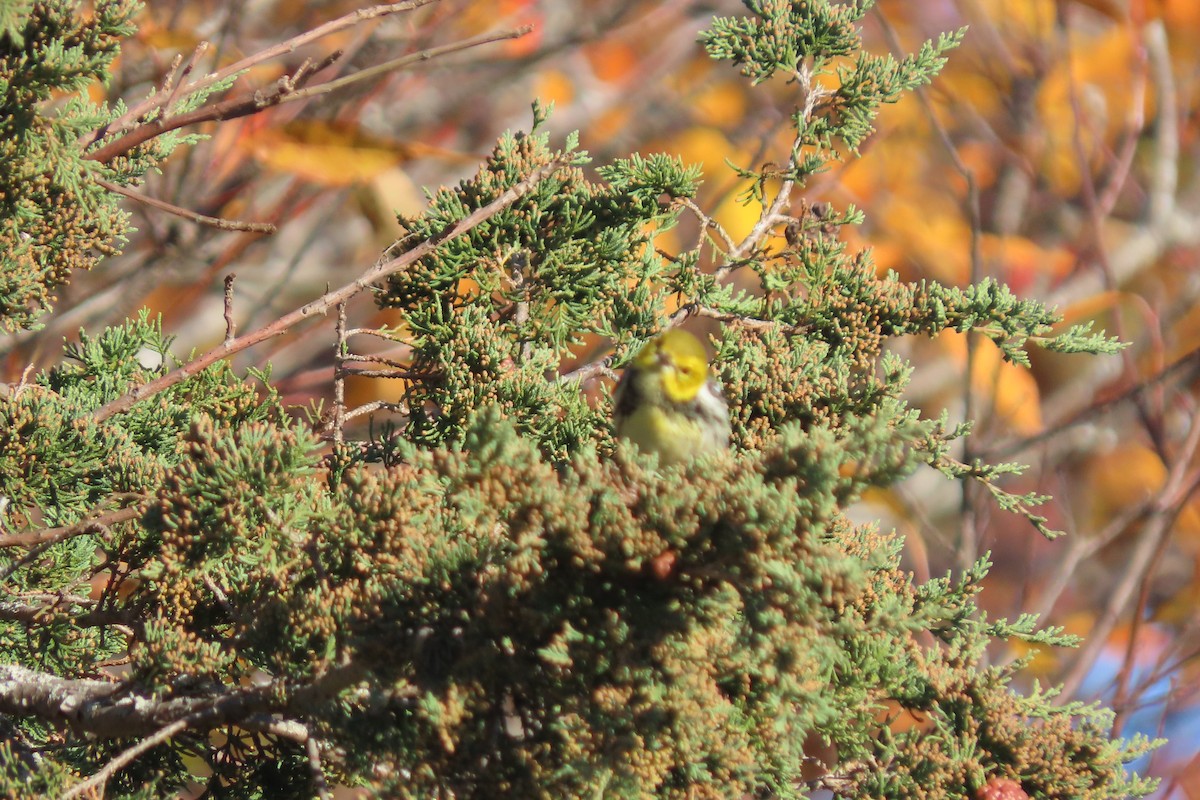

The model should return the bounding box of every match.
[612,328,731,465]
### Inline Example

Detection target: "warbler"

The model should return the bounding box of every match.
[612,328,731,465]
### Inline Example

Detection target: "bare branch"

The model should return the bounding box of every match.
[344,400,408,421]
[557,357,618,386]
[983,346,1200,462]
[332,302,349,446]
[161,42,211,124]
[284,25,534,105]
[342,352,411,370]
[1051,18,1200,307]
[89,0,438,147]
[0,660,368,743]
[224,274,237,345]
[873,7,986,571]
[339,368,419,379]
[677,197,735,254]
[86,24,531,165]
[61,717,192,800]
[306,737,333,800]
[0,600,136,630]
[96,178,276,234]
[1058,412,1200,699]
[0,505,143,550]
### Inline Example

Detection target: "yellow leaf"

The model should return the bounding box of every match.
[1035,27,1141,194]
[978,0,1055,38]
[1084,444,1166,525]
[535,69,575,106]
[245,121,470,186]
[584,40,639,83]
[357,166,427,244]
[1059,290,1123,324]
[942,335,1044,434]
[875,193,972,283]
[138,20,203,53]
[691,80,748,129]
[979,234,1074,294]
[975,339,1043,435]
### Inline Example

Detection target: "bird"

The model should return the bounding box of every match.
[612,328,731,465]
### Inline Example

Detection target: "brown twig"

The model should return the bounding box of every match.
[96,178,276,233]
[1058,5,1161,456]
[342,352,412,371]
[339,368,420,379]
[557,357,618,386]
[0,505,144,587]
[1058,412,1200,699]
[247,716,309,743]
[86,51,336,164]
[332,302,349,446]
[223,274,238,345]
[710,58,832,285]
[1050,19,1200,310]
[162,42,211,122]
[89,0,437,148]
[87,24,531,165]
[0,506,143,550]
[982,345,1200,462]
[677,197,735,254]
[995,489,1163,673]
[0,655,372,742]
[0,599,135,630]
[688,305,809,334]
[283,25,534,105]
[90,160,566,423]
[306,737,334,800]
[344,400,408,421]
[345,326,407,341]
[1093,22,1149,217]
[61,717,193,799]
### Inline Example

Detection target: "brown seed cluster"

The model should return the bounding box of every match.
[0,0,143,332]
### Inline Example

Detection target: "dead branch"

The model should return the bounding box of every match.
[86,24,530,165]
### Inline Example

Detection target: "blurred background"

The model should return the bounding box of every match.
[3,0,1199,791]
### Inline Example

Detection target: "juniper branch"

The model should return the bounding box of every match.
[90,160,567,422]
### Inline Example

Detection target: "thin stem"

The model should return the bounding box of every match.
[87,25,529,164]
[89,0,437,147]
[61,717,192,799]
[96,178,276,233]
[333,303,349,446]
[223,274,237,345]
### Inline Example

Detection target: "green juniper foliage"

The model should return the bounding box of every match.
[0,1,1157,798]
[0,0,219,332]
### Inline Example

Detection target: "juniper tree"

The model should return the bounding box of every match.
[0,1,1159,798]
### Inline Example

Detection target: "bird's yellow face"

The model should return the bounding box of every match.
[630,328,710,404]
[614,327,729,464]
